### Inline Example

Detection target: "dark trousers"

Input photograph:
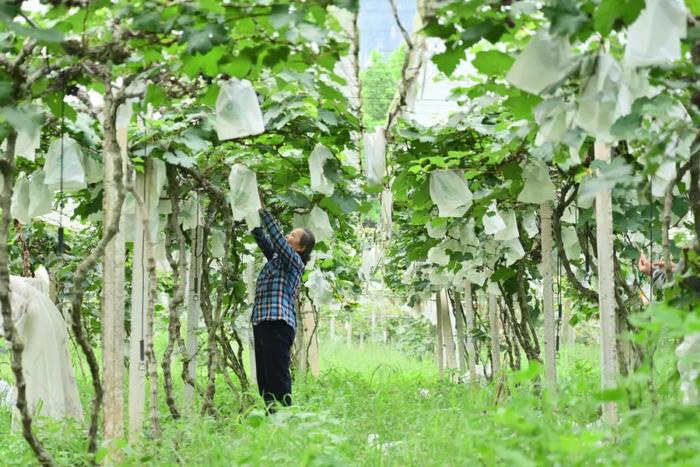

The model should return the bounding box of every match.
[253,320,295,408]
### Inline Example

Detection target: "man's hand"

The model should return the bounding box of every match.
[639,254,653,276]
[639,253,672,276]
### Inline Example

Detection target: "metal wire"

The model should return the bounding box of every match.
[57,89,66,253]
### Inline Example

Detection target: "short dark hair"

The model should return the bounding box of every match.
[298,228,315,264]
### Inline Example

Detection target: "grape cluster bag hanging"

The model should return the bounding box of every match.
[482,201,506,236]
[506,29,576,95]
[215,79,265,141]
[380,188,393,237]
[119,193,137,243]
[495,213,518,241]
[308,144,335,196]
[306,206,333,242]
[181,196,201,232]
[363,127,386,186]
[426,220,447,239]
[624,0,687,68]
[427,244,450,266]
[676,333,700,405]
[534,98,576,146]
[503,239,525,266]
[305,269,334,307]
[10,174,30,225]
[359,246,381,280]
[227,164,262,229]
[458,219,479,247]
[242,255,257,304]
[28,171,53,219]
[13,127,41,162]
[522,210,539,238]
[574,54,625,140]
[518,159,556,204]
[43,137,87,192]
[429,170,473,218]
[209,228,226,258]
[82,154,103,184]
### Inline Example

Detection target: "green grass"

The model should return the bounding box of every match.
[2,341,700,466]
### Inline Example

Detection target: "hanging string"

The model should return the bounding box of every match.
[140,115,148,368]
[556,252,563,352]
[140,164,148,366]
[583,204,591,278]
[648,182,654,301]
[16,220,32,277]
[192,194,202,303]
[57,88,66,254]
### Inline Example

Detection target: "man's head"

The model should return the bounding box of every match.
[286,227,315,264]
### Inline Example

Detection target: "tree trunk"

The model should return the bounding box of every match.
[249,331,257,385]
[464,282,478,382]
[102,90,126,444]
[345,320,352,346]
[161,166,188,420]
[541,201,557,387]
[435,291,445,375]
[128,170,148,438]
[690,151,700,244]
[560,299,575,347]
[451,289,466,373]
[500,301,517,370]
[307,305,320,377]
[184,225,203,411]
[68,101,126,455]
[440,289,456,370]
[296,304,307,374]
[488,291,500,378]
[594,140,619,424]
[0,132,56,466]
[126,166,160,438]
[330,315,336,342]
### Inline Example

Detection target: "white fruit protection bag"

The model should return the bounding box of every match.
[522,210,539,238]
[426,220,447,239]
[381,188,393,237]
[359,246,381,280]
[14,126,41,162]
[228,164,262,230]
[482,201,506,236]
[43,137,87,192]
[574,54,624,140]
[503,238,525,266]
[306,206,333,242]
[28,171,54,219]
[242,254,257,304]
[518,159,556,204]
[363,127,386,186]
[215,79,266,141]
[676,333,700,405]
[210,228,226,258]
[308,143,335,196]
[506,29,575,95]
[429,170,473,217]
[1,272,83,421]
[10,173,30,224]
[493,209,520,242]
[624,0,687,68]
[305,269,334,307]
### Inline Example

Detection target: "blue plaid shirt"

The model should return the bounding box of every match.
[251,209,305,331]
